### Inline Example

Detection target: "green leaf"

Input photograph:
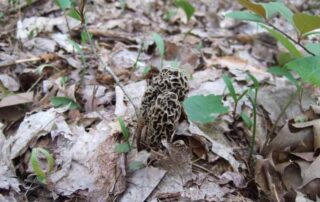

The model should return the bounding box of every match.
[286,56,320,86]
[261,2,293,24]
[68,39,82,54]
[306,43,320,56]
[118,117,129,142]
[240,112,252,129]
[261,24,302,58]
[238,89,249,101]
[293,13,320,36]
[51,96,80,109]
[30,148,55,184]
[277,52,295,66]
[222,75,237,102]
[81,31,92,44]
[238,0,266,17]
[68,39,86,65]
[267,66,298,86]
[68,8,81,21]
[225,11,263,23]
[183,95,229,124]
[152,33,165,58]
[174,0,195,21]
[129,161,145,171]
[54,0,72,9]
[247,73,259,90]
[115,143,130,153]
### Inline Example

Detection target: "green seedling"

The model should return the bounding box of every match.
[81,30,92,45]
[225,0,320,167]
[240,112,252,129]
[51,96,80,110]
[30,147,55,184]
[174,0,195,22]
[115,117,131,154]
[152,33,165,69]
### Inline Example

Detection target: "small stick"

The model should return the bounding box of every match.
[0,57,42,68]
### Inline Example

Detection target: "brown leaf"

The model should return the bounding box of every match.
[218,171,246,188]
[255,159,286,201]
[300,155,320,189]
[275,162,302,190]
[293,120,320,153]
[186,136,208,160]
[263,121,313,155]
[0,92,33,108]
[120,167,167,201]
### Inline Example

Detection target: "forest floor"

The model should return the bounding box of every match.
[1,0,320,201]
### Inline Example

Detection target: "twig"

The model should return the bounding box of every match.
[27,74,44,92]
[266,22,316,56]
[192,163,218,179]
[272,184,281,202]
[0,57,42,68]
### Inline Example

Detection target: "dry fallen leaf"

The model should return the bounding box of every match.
[189,122,242,172]
[50,121,125,201]
[0,75,20,92]
[115,80,147,118]
[120,166,167,202]
[0,122,21,192]
[9,108,57,159]
[0,92,33,108]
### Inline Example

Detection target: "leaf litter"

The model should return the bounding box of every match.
[1,0,320,201]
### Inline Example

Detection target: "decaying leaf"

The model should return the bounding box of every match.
[115,80,147,118]
[120,166,167,202]
[0,92,33,108]
[9,108,57,159]
[50,121,126,200]
[0,75,20,92]
[189,122,241,172]
[0,123,21,192]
